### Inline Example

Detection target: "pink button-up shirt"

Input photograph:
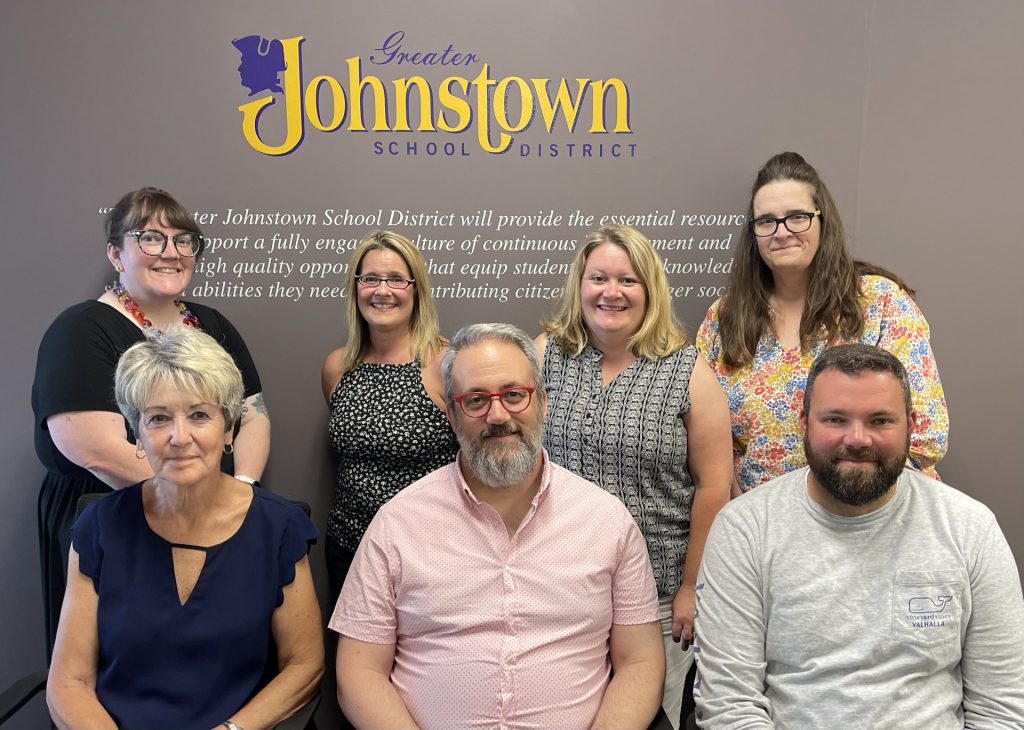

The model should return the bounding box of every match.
[330,452,659,730]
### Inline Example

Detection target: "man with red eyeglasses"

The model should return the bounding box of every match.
[330,323,665,730]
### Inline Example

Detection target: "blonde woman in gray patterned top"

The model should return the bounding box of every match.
[537,224,732,729]
[321,231,458,607]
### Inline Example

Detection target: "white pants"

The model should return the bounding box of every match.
[658,594,694,730]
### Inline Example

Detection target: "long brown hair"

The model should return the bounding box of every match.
[717,152,914,368]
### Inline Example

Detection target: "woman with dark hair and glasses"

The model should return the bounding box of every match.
[697,152,948,494]
[31,187,269,656]
[320,231,458,605]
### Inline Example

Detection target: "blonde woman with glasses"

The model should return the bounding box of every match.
[320,231,458,606]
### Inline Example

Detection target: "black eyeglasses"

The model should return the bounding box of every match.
[452,386,536,418]
[749,210,821,237]
[127,230,203,257]
[355,275,415,290]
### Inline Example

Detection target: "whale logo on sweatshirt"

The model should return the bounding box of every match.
[908,595,953,614]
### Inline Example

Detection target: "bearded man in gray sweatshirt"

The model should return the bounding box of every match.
[694,343,1024,729]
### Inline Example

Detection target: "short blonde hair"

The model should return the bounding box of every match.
[340,230,443,375]
[543,225,688,358]
[115,329,244,432]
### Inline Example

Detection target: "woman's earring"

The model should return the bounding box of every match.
[135,445,146,460]
[224,443,234,455]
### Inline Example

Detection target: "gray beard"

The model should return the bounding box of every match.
[460,426,541,489]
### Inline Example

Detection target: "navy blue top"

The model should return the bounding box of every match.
[72,484,317,730]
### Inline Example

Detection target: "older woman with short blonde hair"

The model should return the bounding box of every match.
[47,330,321,730]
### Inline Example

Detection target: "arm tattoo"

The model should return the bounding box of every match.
[251,392,269,415]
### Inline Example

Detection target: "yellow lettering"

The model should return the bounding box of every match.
[472,65,510,153]
[347,56,390,132]
[238,44,635,154]
[493,76,533,133]
[393,76,435,132]
[238,36,306,156]
[588,78,631,133]
[304,75,346,132]
[532,78,589,132]
[437,77,471,132]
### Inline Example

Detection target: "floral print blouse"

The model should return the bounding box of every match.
[696,275,948,491]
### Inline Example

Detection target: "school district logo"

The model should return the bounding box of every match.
[230,32,634,158]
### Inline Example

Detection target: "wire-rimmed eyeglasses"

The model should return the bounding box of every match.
[355,275,415,289]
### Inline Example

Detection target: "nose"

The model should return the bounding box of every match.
[602,279,623,298]
[159,239,182,259]
[169,416,193,446]
[773,221,794,241]
[842,420,871,448]
[485,396,512,424]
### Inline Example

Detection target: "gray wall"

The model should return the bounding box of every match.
[2,1,1020,724]
[853,1,1024,545]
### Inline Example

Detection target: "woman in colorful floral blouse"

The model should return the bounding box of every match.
[697,151,948,493]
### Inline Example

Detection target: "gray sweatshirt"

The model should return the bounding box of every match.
[694,467,1024,729]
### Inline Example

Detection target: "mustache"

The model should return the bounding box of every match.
[482,423,521,439]
[833,446,880,462]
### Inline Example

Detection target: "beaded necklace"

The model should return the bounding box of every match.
[112,283,201,332]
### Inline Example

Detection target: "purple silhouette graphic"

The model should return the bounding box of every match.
[232,35,286,96]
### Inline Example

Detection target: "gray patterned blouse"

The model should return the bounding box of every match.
[541,338,697,596]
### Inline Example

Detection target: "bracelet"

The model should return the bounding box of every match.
[234,475,257,485]
[221,721,244,730]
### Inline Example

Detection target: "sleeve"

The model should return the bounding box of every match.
[695,299,747,469]
[960,516,1024,726]
[275,504,319,607]
[695,299,724,371]
[191,304,263,398]
[611,506,660,625]
[865,278,949,473]
[70,500,104,589]
[327,510,399,644]
[34,308,122,424]
[694,509,775,728]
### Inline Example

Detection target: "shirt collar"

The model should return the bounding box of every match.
[453,449,553,509]
[801,467,908,527]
